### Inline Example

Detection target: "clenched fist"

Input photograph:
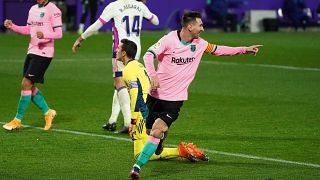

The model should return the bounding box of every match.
[4,19,13,29]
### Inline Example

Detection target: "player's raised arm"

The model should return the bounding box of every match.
[4,19,31,35]
[204,42,263,56]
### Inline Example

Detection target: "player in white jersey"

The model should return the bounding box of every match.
[72,0,159,133]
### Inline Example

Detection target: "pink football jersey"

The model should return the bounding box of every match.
[146,30,209,101]
[26,2,62,58]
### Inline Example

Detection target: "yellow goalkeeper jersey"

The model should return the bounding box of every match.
[123,60,150,121]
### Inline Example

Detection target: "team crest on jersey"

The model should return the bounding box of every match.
[191,45,196,52]
[40,12,45,18]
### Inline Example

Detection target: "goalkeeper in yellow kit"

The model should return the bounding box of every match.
[116,38,209,162]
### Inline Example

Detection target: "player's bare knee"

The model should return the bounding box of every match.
[150,128,163,139]
[21,78,33,90]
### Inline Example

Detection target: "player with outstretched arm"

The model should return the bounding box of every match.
[128,11,262,179]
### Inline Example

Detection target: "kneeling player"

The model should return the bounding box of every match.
[115,38,208,179]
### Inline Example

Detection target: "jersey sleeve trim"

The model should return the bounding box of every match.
[99,17,107,24]
[147,49,157,58]
[53,25,62,28]
[149,15,154,21]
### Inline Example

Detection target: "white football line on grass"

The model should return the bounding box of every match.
[1,122,319,168]
[201,148,320,168]
[2,58,320,72]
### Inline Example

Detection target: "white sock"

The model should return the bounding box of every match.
[117,88,131,127]
[108,90,120,124]
[78,23,84,34]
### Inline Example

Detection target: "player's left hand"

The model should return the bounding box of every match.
[245,45,263,56]
[36,31,44,39]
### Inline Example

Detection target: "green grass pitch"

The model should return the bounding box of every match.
[0,31,319,179]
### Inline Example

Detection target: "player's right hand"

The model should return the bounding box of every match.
[150,76,160,90]
[4,19,13,29]
[72,37,83,53]
[129,124,134,139]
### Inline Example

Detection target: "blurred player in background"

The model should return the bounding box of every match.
[2,0,63,131]
[72,0,159,133]
[116,38,208,164]
[283,0,309,31]
[78,0,105,34]
[128,11,262,179]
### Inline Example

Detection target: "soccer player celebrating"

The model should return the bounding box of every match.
[2,0,62,131]
[128,11,262,179]
[72,0,159,134]
[116,39,208,164]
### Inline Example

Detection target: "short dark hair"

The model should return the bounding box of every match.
[121,39,137,59]
[181,11,202,27]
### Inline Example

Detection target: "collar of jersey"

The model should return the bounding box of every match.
[126,59,135,65]
[177,30,191,46]
[38,1,49,8]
